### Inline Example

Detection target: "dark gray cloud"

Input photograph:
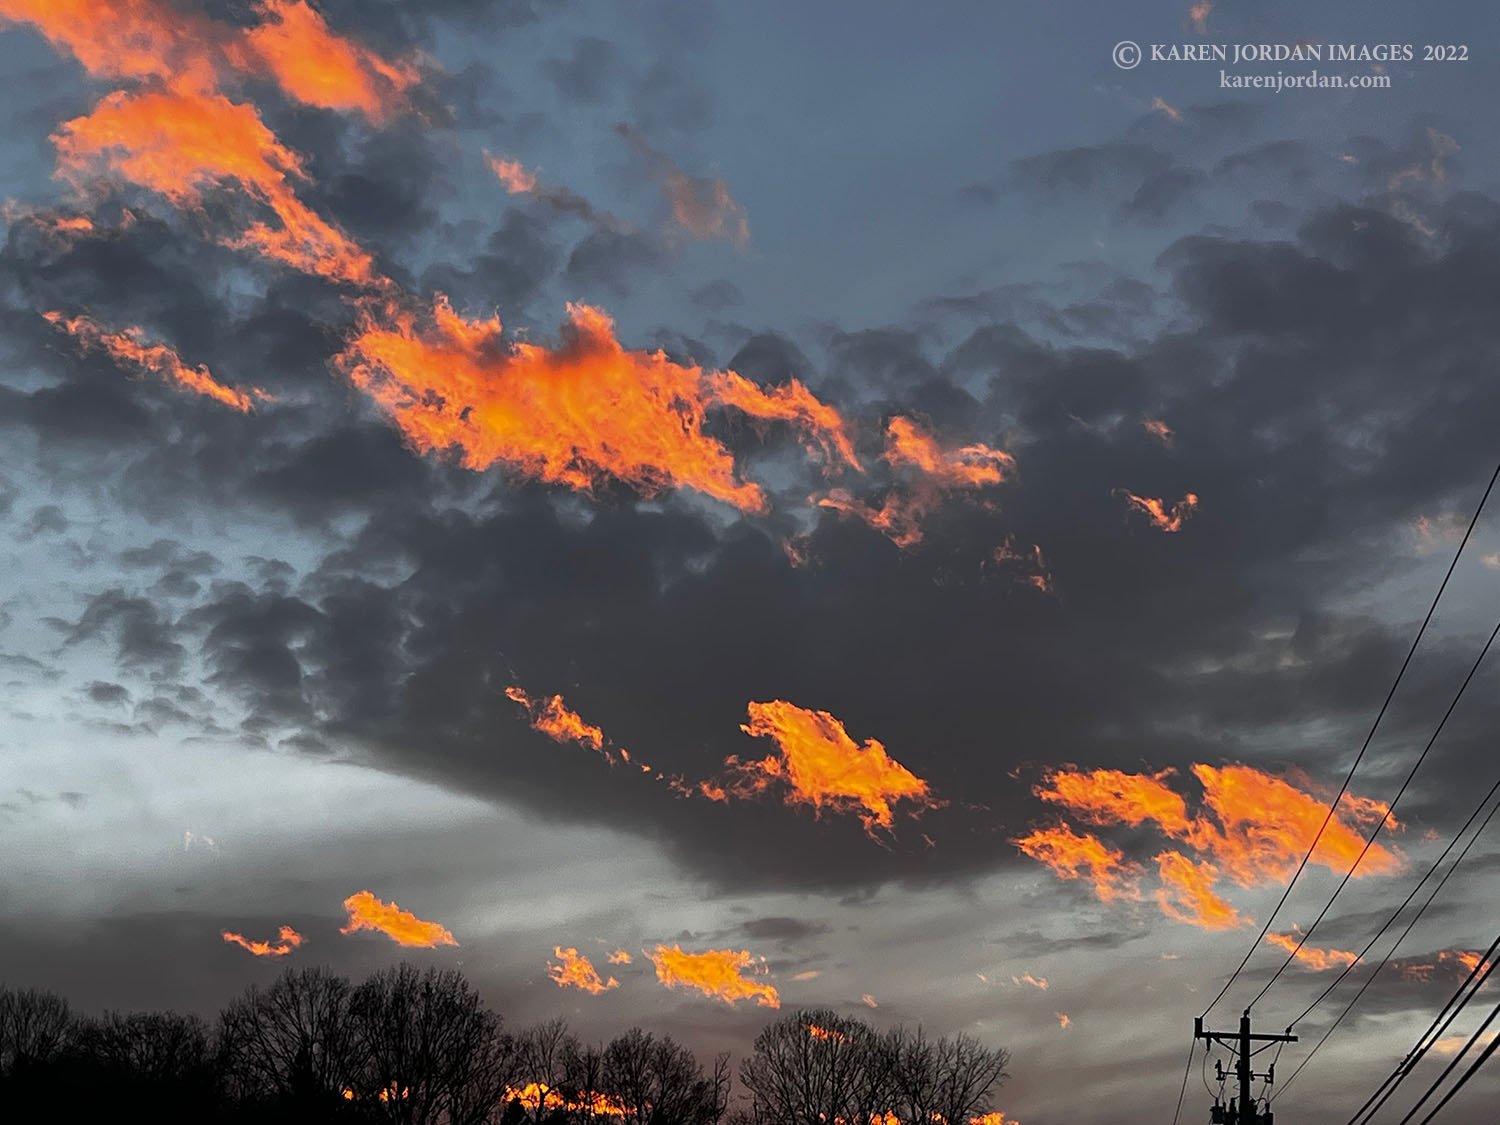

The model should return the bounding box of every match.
[14,161,1500,904]
[545,36,625,104]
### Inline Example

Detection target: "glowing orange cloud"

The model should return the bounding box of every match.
[0,0,219,86]
[807,1024,847,1041]
[485,152,628,232]
[1054,1012,1071,1029]
[222,924,303,957]
[647,944,780,1008]
[548,947,620,995]
[1264,929,1357,972]
[45,311,268,411]
[1188,764,1400,886]
[506,685,609,754]
[1187,1,1212,34]
[1,201,99,250]
[818,417,1013,547]
[339,891,457,948]
[1402,949,1495,983]
[616,123,749,248]
[883,416,1013,488]
[1012,824,1139,903]
[711,370,862,473]
[505,1084,628,1118]
[336,296,855,512]
[232,0,417,122]
[720,700,939,835]
[1150,99,1184,124]
[1011,974,1048,991]
[990,537,1054,594]
[1445,949,1493,975]
[861,994,879,1009]
[1114,489,1199,532]
[1036,767,1191,835]
[1023,764,1401,927]
[0,0,415,118]
[489,155,538,194]
[1154,852,1246,931]
[608,949,633,965]
[53,82,379,285]
[1142,418,1174,445]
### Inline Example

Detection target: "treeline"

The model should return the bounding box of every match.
[0,965,1009,1125]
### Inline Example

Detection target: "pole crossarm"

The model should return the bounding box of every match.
[1194,1014,1297,1125]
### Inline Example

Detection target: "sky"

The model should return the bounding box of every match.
[2,0,1500,1122]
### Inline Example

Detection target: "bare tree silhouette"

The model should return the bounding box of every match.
[739,1009,1008,1125]
[0,969,1008,1125]
[602,1027,730,1125]
[349,963,517,1125]
[0,986,72,1070]
[219,965,364,1120]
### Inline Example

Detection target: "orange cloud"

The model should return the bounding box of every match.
[506,685,610,754]
[990,536,1054,594]
[1054,1012,1071,1029]
[607,949,633,965]
[231,0,416,122]
[719,700,939,835]
[44,310,267,412]
[883,415,1013,489]
[1264,928,1358,972]
[53,81,380,285]
[505,1084,629,1118]
[1444,949,1493,976]
[0,0,219,86]
[485,152,628,231]
[1154,852,1247,930]
[1011,974,1048,991]
[1187,1,1211,34]
[336,296,854,513]
[1150,98,1183,124]
[339,891,457,948]
[1013,824,1139,903]
[1142,417,1174,445]
[1,201,99,250]
[0,0,414,119]
[222,924,303,957]
[818,417,1013,547]
[489,155,539,194]
[1036,767,1191,835]
[1114,489,1199,532]
[547,947,620,995]
[1187,764,1400,886]
[1402,949,1495,983]
[861,993,879,1008]
[1022,764,1401,928]
[616,123,749,248]
[647,944,779,1008]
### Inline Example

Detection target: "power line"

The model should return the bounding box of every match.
[1198,459,1500,1020]
[1396,995,1500,1123]
[1266,771,1500,1103]
[1247,618,1500,1012]
[1168,1038,1197,1125]
[1410,1016,1500,1123]
[1347,939,1500,1124]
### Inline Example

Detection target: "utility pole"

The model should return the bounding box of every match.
[1194,1011,1297,1124]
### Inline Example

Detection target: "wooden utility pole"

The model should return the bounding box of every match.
[1194,1011,1297,1124]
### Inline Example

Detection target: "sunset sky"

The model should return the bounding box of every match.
[3,1,1500,1122]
